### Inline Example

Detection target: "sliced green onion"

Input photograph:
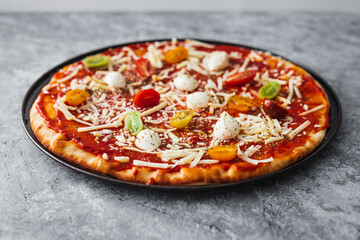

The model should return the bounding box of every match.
[82,55,109,68]
[125,111,143,135]
[259,82,281,99]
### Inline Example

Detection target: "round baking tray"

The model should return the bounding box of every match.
[22,39,341,190]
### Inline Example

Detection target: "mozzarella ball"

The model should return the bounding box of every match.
[103,71,126,89]
[186,92,210,109]
[173,73,198,91]
[135,129,161,151]
[203,51,229,71]
[213,112,240,140]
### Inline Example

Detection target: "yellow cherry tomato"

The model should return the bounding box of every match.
[169,109,194,128]
[65,89,90,106]
[208,145,238,161]
[164,47,188,64]
[227,95,254,113]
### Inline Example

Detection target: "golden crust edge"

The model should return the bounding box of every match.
[30,94,327,185]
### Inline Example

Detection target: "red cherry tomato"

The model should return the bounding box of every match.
[224,70,256,87]
[133,89,160,107]
[135,58,153,78]
[262,99,288,119]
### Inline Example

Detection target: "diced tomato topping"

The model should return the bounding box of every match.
[133,89,160,107]
[262,99,288,119]
[135,58,153,78]
[224,70,256,87]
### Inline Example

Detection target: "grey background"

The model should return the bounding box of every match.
[1,12,359,239]
[1,0,360,12]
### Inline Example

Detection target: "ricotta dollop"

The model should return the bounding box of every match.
[203,51,229,72]
[213,112,240,140]
[173,73,198,91]
[103,72,126,89]
[186,92,210,109]
[135,129,161,151]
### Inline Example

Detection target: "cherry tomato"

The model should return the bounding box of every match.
[224,70,256,87]
[133,89,160,107]
[124,111,143,135]
[164,47,188,64]
[135,48,147,57]
[227,95,254,113]
[208,145,238,161]
[169,109,194,128]
[262,99,288,119]
[65,89,90,106]
[135,58,154,77]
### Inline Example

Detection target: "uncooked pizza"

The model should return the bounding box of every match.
[30,39,330,185]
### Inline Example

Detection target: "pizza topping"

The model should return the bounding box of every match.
[77,110,132,132]
[56,65,82,83]
[103,71,126,89]
[164,46,188,64]
[213,112,240,140]
[82,55,109,68]
[224,70,256,87]
[169,109,194,129]
[186,92,210,109]
[262,99,288,119]
[203,51,229,72]
[139,101,168,117]
[208,145,237,161]
[133,160,172,169]
[299,104,324,116]
[146,44,163,68]
[133,89,160,108]
[135,129,161,151]
[237,146,273,165]
[259,82,281,99]
[189,149,206,168]
[227,95,254,113]
[114,156,130,163]
[289,120,311,140]
[173,73,198,91]
[102,153,109,160]
[65,89,90,106]
[135,58,154,77]
[286,78,295,103]
[36,39,329,175]
[124,111,143,135]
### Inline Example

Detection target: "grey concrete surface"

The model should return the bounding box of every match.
[0,13,359,240]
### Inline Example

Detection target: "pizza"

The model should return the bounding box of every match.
[30,39,330,185]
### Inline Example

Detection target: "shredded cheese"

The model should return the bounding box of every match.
[299,105,324,116]
[133,160,173,169]
[114,156,130,163]
[56,66,81,83]
[190,150,205,168]
[77,110,132,132]
[140,102,168,117]
[288,120,311,140]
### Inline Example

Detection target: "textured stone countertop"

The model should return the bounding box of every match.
[0,12,359,240]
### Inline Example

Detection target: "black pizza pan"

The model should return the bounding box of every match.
[22,39,342,190]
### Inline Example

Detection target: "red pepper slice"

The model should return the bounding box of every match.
[135,58,153,78]
[224,70,256,87]
[133,89,160,107]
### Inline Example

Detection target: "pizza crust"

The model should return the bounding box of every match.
[30,96,327,185]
